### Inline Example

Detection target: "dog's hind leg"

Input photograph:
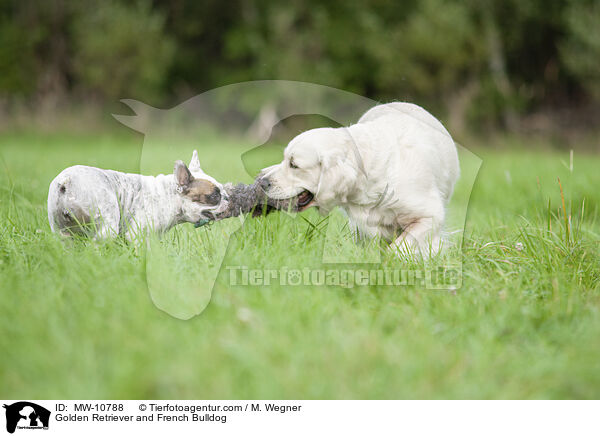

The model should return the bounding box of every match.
[92,206,120,241]
[391,215,443,259]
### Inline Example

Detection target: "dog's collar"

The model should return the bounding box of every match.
[194,219,211,228]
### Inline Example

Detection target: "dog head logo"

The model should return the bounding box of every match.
[113,81,481,320]
[3,402,50,433]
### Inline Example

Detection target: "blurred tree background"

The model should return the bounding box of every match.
[0,0,599,136]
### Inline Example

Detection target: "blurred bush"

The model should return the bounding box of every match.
[560,0,600,100]
[0,0,598,133]
[72,0,174,102]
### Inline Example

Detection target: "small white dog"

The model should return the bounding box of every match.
[258,102,460,257]
[48,150,229,240]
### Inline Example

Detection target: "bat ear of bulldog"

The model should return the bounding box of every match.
[189,150,203,173]
[174,160,193,191]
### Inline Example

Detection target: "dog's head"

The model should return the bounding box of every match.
[174,150,229,223]
[258,127,362,214]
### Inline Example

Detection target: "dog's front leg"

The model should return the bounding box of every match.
[92,210,120,241]
[94,224,119,240]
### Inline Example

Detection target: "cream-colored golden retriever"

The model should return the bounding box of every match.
[258,102,460,257]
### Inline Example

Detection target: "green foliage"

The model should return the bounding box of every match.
[0,0,174,103]
[0,0,73,97]
[373,0,485,99]
[224,1,372,92]
[0,16,38,95]
[71,0,174,101]
[1,0,600,128]
[560,1,600,99]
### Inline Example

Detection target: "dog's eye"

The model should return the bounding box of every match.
[289,158,299,169]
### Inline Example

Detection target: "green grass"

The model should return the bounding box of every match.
[0,129,599,399]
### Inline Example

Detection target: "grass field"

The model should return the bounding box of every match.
[1,129,599,399]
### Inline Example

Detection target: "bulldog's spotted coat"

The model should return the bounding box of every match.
[47,151,228,241]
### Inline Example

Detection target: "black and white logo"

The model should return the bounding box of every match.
[3,402,50,434]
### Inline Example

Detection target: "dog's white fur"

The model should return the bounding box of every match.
[48,151,228,241]
[260,102,460,257]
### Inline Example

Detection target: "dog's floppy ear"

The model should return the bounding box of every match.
[317,150,360,206]
[174,160,193,190]
[189,150,202,173]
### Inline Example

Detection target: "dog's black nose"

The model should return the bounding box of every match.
[258,176,271,191]
[207,187,221,205]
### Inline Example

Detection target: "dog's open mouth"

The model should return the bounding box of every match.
[201,210,215,220]
[198,196,230,222]
[295,190,315,210]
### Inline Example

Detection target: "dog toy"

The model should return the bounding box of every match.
[214,181,289,220]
